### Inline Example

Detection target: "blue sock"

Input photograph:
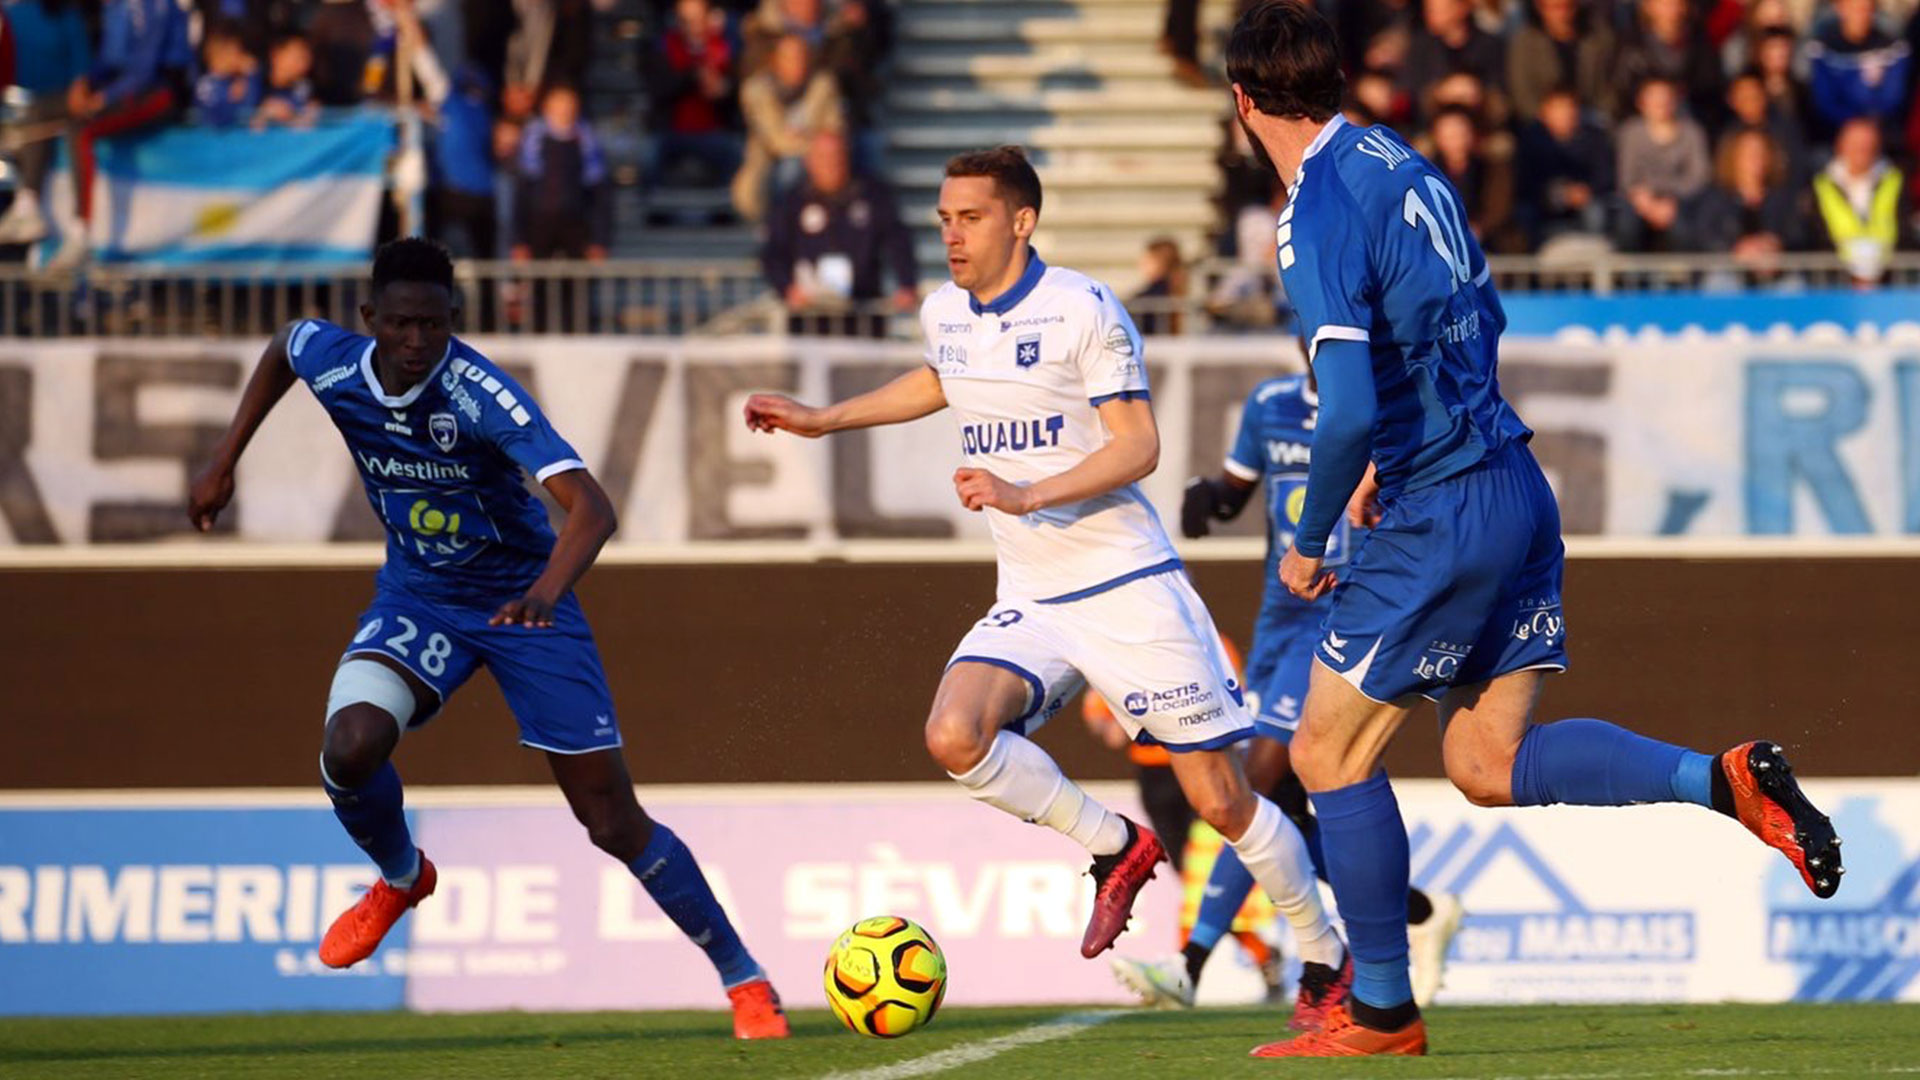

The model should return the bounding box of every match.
[1510,719,1716,809]
[1189,845,1257,953]
[323,761,418,885]
[1314,772,1412,1009]
[1299,816,1330,882]
[631,824,760,988]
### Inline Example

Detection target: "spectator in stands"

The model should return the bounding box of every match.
[512,83,611,261]
[1724,69,1808,185]
[1422,103,1519,251]
[744,0,892,171]
[1615,0,1725,125]
[1506,0,1617,123]
[1753,26,1813,134]
[310,0,452,108]
[761,128,917,337]
[1347,67,1410,128]
[1721,0,1790,76]
[53,0,195,269]
[429,64,499,258]
[1129,236,1188,336]
[1696,128,1805,260]
[1615,75,1712,251]
[733,32,843,221]
[1402,0,1506,122]
[1806,0,1909,141]
[502,0,591,121]
[0,0,90,246]
[1516,85,1616,250]
[645,0,744,197]
[194,22,263,128]
[254,31,319,127]
[1207,181,1286,330]
[1811,115,1908,282]
[309,0,376,104]
[1160,0,1211,88]
[1336,0,1416,77]
[1423,69,1509,130]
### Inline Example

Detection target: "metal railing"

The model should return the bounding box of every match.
[3,252,1919,338]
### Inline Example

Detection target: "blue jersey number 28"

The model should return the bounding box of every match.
[1402,177,1472,286]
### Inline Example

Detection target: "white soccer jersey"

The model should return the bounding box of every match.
[920,254,1180,602]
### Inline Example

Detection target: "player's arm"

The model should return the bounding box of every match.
[1279,339,1377,601]
[490,468,618,628]
[1181,472,1257,538]
[188,321,300,532]
[742,365,946,437]
[955,396,1158,514]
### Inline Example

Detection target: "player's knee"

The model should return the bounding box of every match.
[578,800,652,861]
[1192,786,1254,840]
[1445,752,1515,807]
[924,709,994,774]
[320,708,397,789]
[1288,729,1341,793]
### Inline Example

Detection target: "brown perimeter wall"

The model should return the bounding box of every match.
[1,557,1913,788]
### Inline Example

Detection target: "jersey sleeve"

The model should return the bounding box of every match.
[1279,180,1376,360]
[283,319,358,386]
[1225,390,1265,482]
[469,365,585,483]
[1078,286,1149,406]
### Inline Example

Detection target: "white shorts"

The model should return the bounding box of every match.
[946,567,1254,752]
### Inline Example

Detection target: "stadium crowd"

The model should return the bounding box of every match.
[1,0,1918,284]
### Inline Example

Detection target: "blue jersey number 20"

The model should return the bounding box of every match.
[1402,178,1472,286]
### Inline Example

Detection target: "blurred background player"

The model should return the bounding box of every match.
[185,237,790,1041]
[1227,1,1843,1057]
[742,146,1346,995]
[1110,357,1463,1019]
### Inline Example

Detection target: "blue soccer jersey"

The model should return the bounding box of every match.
[1226,375,1344,739]
[1276,116,1531,502]
[286,319,584,607]
[1276,118,1569,703]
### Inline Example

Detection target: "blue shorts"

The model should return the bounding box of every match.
[1315,442,1568,703]
[340,586,621,754]
[1245,613,1322,745]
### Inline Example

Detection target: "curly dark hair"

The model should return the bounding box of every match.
[371,236,455,298]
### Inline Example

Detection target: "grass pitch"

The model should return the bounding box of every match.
[1,1002,1916,1079]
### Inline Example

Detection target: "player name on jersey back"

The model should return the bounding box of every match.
[919,256,1179,604]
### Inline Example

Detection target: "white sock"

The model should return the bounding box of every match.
[1228,795,1343,968]
[949,730,1130,856]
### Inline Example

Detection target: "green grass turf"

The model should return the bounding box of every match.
[1,1003,1916,1080]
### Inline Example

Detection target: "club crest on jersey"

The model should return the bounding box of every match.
[1015,334,1041,368]
[429,412,458,452]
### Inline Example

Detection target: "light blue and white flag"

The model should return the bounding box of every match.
[85,113,396,267]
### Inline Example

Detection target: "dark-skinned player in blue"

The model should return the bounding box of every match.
[1224,1,1844,1057]
[188,237,789,1039]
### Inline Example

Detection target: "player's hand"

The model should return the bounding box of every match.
[953,468,1036,515]
[490,591,557,628]
[1180,476,1218,538]
[1280,545,1336,602]
[1347,463,1383,528]
[743,393,830,437]
[188,461,236,533]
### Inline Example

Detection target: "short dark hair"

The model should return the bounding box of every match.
[1227,0,1346,123]
[944,145,1043,215]
[371,237,455,297]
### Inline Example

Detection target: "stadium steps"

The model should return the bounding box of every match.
[883,0,1227,287]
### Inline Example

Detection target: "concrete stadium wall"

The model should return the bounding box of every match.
[3,555,1913,789]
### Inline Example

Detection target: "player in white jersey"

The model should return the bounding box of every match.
[744,147,1347,992]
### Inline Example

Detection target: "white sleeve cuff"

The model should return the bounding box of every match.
[534,458,586,483]
[1223,457,1260,482]
[1307,325,1369,361]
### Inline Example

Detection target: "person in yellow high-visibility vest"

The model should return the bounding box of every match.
[1811,117,1909,283]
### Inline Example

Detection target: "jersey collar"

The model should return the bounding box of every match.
[1299,115,1347,167]
[968,250,1047,317]
[359,340,452,408]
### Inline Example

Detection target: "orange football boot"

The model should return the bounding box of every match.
[1721,741,1844,899]
[1251,1002,1427,1058]
[319,855,438,969]
[727,978,791,1039]
[1290,952,1353,1032]
[1082,819,1168,958]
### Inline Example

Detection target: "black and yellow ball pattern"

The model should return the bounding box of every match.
[823,915,948,1038]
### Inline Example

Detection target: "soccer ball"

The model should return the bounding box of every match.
[823,915,948,1038]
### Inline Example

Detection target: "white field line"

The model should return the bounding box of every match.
[1419,1067,1920,1080]
[813,1009,1124,1080]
